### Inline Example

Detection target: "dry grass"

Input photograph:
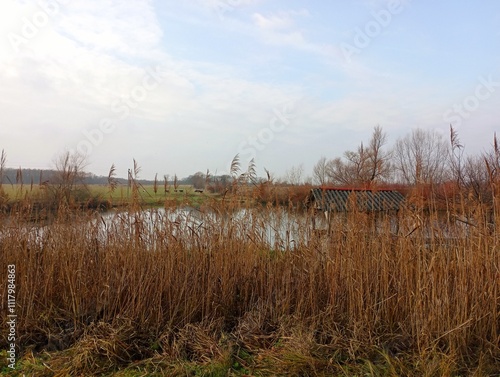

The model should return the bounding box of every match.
[0,190,499,376]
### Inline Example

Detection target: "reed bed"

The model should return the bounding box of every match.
[0,195,499,376]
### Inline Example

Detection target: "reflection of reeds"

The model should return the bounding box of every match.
[0,194,499,375]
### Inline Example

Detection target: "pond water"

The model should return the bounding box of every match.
[96,206,312,251]
[1,205,474,251]
[1,206,313,251]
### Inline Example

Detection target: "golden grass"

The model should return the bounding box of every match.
[0,192,499,376]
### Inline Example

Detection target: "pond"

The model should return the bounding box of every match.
[1,205,473,252]
[96,206,313,251]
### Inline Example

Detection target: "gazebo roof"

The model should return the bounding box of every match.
[309,187,405,212]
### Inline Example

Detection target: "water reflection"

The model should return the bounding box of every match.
[98,206,310,251]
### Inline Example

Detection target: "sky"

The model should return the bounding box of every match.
[1,0,500,180]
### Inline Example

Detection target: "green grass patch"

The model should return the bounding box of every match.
[2,345,500,376]
[0,184,216,209]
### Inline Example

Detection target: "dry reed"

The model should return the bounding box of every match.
[0,190,499,375]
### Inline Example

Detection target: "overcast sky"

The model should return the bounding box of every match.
[1,0,499,179]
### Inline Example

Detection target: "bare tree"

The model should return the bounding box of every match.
[325,126,392,186]
[49,151,89,206]
[393,128,449,185]
[191,172,205,189]
[367,125,392,182]
[325,156,354,186]
[312,156,328,185]
[284,164,304,185]
[463,155,490,200]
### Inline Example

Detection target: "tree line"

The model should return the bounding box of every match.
[309,126,497,197]
[1,125,498,201]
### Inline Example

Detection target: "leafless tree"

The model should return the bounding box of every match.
[49,151,89,206]
[463,155,490,200]
[284,164,304,185]
[191,172,206,189]
[325,126,392,186]
[367,125,392,182]
[325,156,354,186]
[312,156,329,185]
[393,128,449,185]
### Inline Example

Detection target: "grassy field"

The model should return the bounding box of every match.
[91,184,212,207]
[0,183,213,209]
[0,189,499,376]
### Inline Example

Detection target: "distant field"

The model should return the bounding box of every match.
[90,184,210,207]
[0,183,214,208]
[0,184,45,201]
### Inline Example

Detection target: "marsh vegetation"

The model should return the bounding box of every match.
[1,188,499,376]
[1,128,500,376]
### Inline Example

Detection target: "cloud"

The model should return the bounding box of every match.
[249,8,343,62]
[197,0,263,13]
[0,2,399,176]
[3,1,497,179]
[58,0,163,58]
[1,0,165,99]
[0,0,168,167]
[0,0,309,176]
[252,12,295,31]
